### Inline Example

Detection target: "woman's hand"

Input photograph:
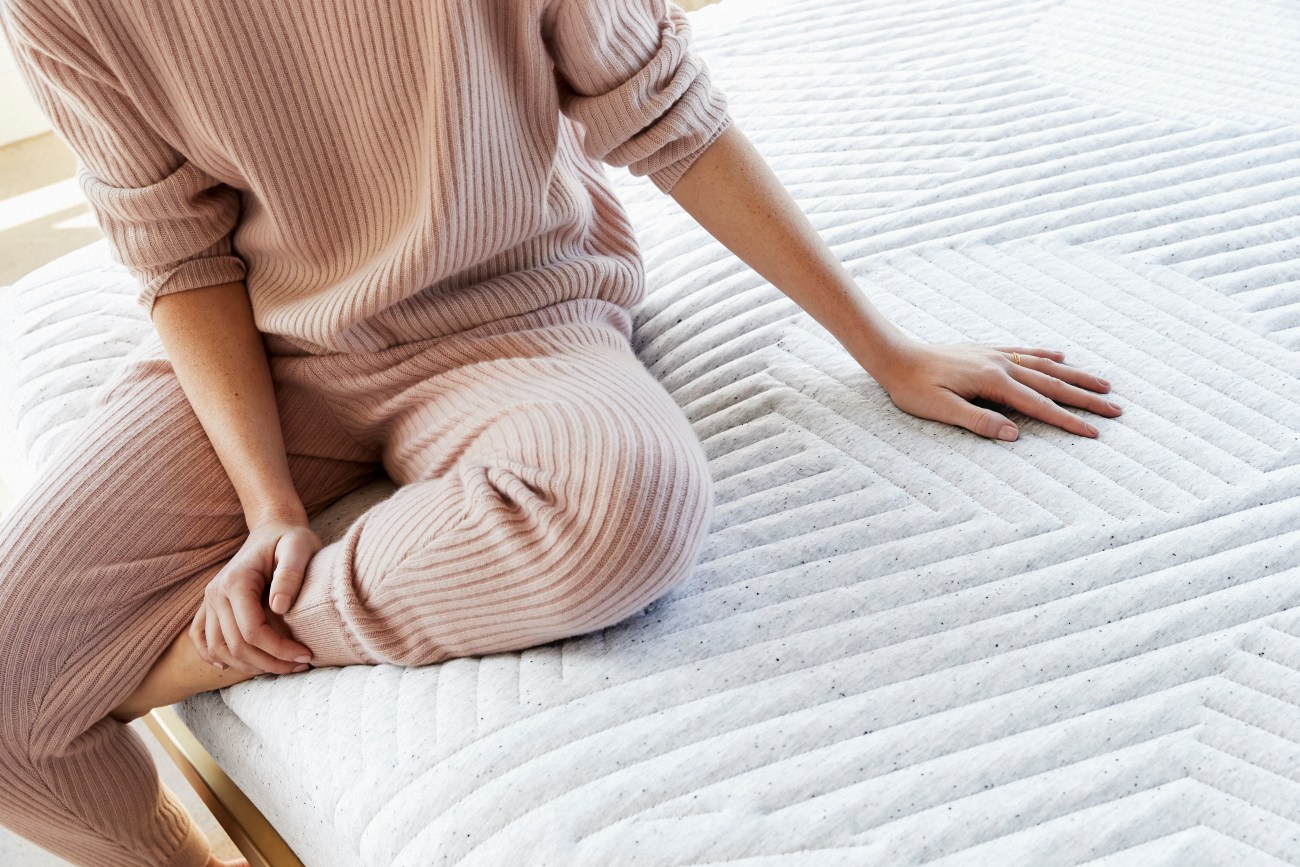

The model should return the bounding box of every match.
[190,520,320,675]
[873,339,1123,441]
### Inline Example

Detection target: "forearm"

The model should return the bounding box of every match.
[668,121,912,380]
[151,281,306,530]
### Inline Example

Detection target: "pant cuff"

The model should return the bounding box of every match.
[279,594,373,669]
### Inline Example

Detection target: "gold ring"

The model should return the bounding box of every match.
[1012,352,1022,366]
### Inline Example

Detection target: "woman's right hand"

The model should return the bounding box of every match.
[189,520,321,675]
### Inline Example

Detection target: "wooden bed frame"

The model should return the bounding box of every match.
[144,707,305,867]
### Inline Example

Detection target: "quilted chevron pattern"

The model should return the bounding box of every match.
[2,0,1298,864]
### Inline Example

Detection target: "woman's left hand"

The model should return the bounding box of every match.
[872,339,1123,441]
[190,521,321,675]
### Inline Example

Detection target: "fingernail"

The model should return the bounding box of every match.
[1108,402,1122,412]
[1086,423,1099,435]
[294,655,311,663]
[272,593,289,614]
[293,663,309,673]
[1098,379,1110,388]
[212,661,226,670]
[998,427,1017,441]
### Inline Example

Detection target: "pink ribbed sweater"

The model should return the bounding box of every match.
[1,0,733,353]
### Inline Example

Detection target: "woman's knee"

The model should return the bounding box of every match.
[354,399,715,664]
[523,419,715,635]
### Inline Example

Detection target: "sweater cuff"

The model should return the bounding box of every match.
[647,95,734,195]
[76,158,247,315]
[548,0,735,196]
[137,253,249,317]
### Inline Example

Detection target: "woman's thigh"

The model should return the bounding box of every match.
[0,342,379,755]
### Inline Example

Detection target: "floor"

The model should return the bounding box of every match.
[0,1,721,862]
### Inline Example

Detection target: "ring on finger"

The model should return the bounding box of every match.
[1012,352,1023,366]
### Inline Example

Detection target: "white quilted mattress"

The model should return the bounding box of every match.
[3,0,1299,863]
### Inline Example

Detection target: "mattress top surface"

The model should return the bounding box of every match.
[3,0,1299,864]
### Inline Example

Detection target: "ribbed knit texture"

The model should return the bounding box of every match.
[0,301,716,865]
[0,0,733,354]
[0,0,726,863]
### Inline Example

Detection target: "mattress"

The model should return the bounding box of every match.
[3,0,1299,863]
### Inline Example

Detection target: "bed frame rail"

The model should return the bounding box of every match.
[144,707,306,867]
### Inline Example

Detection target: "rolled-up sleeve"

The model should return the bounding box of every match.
[1,9,246,316]
[542,0,734,195]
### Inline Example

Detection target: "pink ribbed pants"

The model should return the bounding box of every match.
[0,299,714,866]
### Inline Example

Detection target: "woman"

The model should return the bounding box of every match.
[0,0,1121,864]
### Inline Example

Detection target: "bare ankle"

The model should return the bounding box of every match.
[110,622,256,723]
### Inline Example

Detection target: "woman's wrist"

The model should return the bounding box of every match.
[831,307,920,388]
[243,495,309,531]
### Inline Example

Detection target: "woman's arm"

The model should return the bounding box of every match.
[152,282,306,529]
[667,122,1123,441]
[152,282,317,672]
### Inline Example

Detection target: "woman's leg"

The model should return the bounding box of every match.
[275,310,716,668]
[107,587,302,724]
[0,341,379,866]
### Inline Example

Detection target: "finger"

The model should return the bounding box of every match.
[204,603,228,671]
[992,345,1066,363]
[1007,362,1122,418]
[994,373,1098,437]
[933,387,1019,441]
[1012,354,1117,399]
[267,534,313,615]
[189,604,211,666]
[209,601,249,673]
[213,597,279,675]
[230,585,313,669]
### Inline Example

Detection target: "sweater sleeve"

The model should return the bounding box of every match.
[541,0,733,195]
[1,9,246,317]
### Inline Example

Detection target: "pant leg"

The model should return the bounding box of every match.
[0,335,380,867]
[278,307,715,668]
